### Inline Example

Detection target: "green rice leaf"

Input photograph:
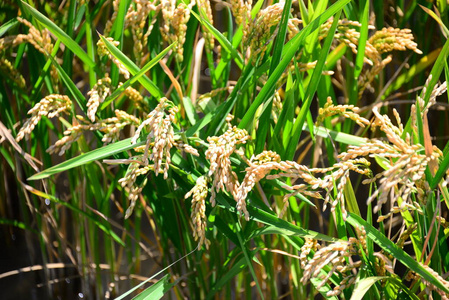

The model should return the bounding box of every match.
[190,9,243,69]
[0,18,18,37]
[206,256,247,300]
[98,34,164,98]
[0,218,38,234]
[100,42,175,110]
[28,138,144,180]
[132,274,178,300]
[21,1,96,69]
[350,276,387,300]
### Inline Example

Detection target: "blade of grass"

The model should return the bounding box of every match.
[84,4,97,86]
[350,276,388,300]
[115,247,197,300]
[20,1,96,70]
[109,0,131,85]
[132,274,180,300]
[206,255,247,300]
[28,138,144,180]
[0,18,18,37]
[100,42,176,110]
[420,4,449,37]
[189,9,243,69]
[0,218,39,234]
[246,202,339,243]
[99,34,164,99]
[47,53,88,111]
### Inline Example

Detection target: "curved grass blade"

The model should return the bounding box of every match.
[247,202,339,243]
[350,276,387,300]
[0,18,18,37]
[189,10,243,69]
[347,213,449,294]
[99,34,164,98]
[28,138,144,180]
[100,42,176,110]
[115,247,197,300]
[132,274,179,300]
[47,53,88,111]
[420,4,449,37]
[351,276,419,300]
[20,1,96,69]
[24,185,125,246]
[206,255,247,300]
[0,218,39,234]
[306,124,368,146]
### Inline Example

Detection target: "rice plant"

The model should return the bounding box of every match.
[1,0,449,299]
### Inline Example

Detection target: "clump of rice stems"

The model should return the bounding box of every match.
[184,104,371,222]
[320,19,376,61]
[87,74,112,122]
[97,37,130,79]
[245,3,302,63]
[236,150,283,220]
[369,27,422,55]
[160,0,194,62]
[247,3,283,62]
[185,175,210,248]
[343,106,433,216]
[18,86,142,156]
[184,78,443,247]
[300,223,449,298]
[267,157,371,220]
[16,95,72,142]
[104,0,120,36]
[16,17,54,58]
[300,226,372,297]
[358,27,421,97]
[188,145,370,223]
[414,75,447,116]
